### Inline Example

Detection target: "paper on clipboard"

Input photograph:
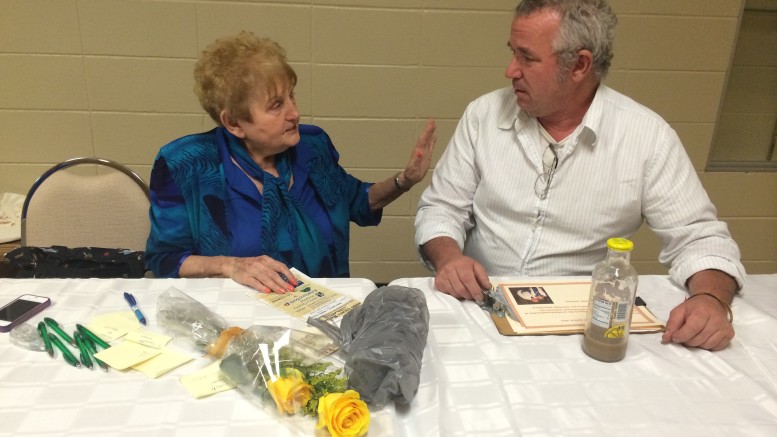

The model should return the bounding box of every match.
[489,279,665,336]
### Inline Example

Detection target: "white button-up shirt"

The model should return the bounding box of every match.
[415,85,745,288]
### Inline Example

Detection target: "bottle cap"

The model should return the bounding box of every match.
[607,237,634,252]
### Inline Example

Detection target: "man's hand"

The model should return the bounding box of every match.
[433,254,492,302]
[661,295,734,350]
[661,269,737,351]
[422,236,491,301]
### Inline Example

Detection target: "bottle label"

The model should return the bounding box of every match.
[591,296,613,329]
[591,297,630,330]
[614,301,629,322]
[605,324,625,338]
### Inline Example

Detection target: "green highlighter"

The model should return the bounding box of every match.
[37,321,54,358]
[76,324,110,350]
[44,317,76,347]
[74,331,94,370]
[48,333,80,368]
[81,332,109,371]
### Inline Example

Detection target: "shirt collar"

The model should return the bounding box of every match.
[576,84,609,148]
[497,84,609,149]
[497,88,521,130]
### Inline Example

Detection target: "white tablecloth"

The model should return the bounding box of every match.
[0,277,387,437]
[388,274,777,437]
[0,275,776,437]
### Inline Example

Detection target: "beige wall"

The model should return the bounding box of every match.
[710,8,777,162]
[1,0,775,282]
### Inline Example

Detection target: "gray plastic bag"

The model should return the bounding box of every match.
[307,285,429,408]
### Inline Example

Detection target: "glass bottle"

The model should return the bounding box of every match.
[582,238,639,362]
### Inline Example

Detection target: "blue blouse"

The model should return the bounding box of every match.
[145,125,381,278]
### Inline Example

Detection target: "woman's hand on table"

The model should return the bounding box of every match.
[179,254,298,294]
[225,256,298,294]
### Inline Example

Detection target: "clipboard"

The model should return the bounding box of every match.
[487,280,665,336]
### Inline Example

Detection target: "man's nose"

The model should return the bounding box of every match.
[505,57,522,79]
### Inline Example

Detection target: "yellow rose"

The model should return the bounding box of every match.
[316,390,370,437]
[266,368,313,415]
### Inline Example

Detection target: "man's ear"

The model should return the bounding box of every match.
[571,49,594,82]
[220,110,246,138]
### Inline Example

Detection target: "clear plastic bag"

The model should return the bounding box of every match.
[156,287,242,357]
[10,323,45,352]
[219,326,343,415]
[308,285,430,408]
[157,287,370,436]
[219,326,370,436]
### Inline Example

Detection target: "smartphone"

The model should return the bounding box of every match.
[0,294,51,333]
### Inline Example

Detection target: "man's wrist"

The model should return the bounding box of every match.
[422,237,462,271]
[686,269,738,303]
[686,292,733,323]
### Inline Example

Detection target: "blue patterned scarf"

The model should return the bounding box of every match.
[223,133,332,275]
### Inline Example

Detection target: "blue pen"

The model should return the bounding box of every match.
[123,292,147,325]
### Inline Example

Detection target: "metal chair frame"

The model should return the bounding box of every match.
[20,157,150,246]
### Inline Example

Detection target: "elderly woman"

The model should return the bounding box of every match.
[146,32,435,293]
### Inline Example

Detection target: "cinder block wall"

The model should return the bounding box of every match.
[1,0,774,283]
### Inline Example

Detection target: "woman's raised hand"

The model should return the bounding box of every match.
[400,119,436,187]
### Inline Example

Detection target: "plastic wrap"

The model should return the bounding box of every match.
[308,285,430,408]
[219,326,343,415]
[9,323,45,351]
[157,287,370,436]
[156,287,242,357]
[219,326,370,436]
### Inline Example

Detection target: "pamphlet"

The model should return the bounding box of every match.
[248,268,361,322]
[490,279,665,336]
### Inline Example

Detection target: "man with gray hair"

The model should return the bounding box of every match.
[415,0,744,351]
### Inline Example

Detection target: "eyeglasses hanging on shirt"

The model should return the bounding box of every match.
[534,143,558,199]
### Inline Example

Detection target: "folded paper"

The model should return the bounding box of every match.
[94,340,161,370]
[133,348,193,378]
[88,311,141,341]
[125,328,172,349]
[180,360,236,399]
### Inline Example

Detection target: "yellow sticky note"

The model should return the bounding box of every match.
[88,311,141,341]
[94,341,161,370]
[180,360,236,399]
[132,348,193,379]
[125,329,172,349]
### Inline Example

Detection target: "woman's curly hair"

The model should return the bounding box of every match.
[193,31,297,124]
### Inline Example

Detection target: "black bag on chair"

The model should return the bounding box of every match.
[3,246,146,278]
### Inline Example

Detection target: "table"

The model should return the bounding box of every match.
[1,275,776,437]
[389,275,777,437]
[0,277,382,437]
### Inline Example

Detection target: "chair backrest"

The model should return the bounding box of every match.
[21,157,151,252]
